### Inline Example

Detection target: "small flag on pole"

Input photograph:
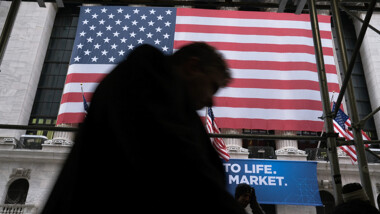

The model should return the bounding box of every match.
[332,103,370,162]
[80,83,89,113]
[206,107,230,161]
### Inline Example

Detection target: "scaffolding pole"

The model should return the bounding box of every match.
[307,0,343,205]
[0,0,21,70]
[330,0,376,206]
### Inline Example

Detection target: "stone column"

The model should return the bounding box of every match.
[0,137,16,149]
[42,124,75,149]
[353,12,380,138]
[221,129,249,159]
[42,124,74,151]
[275,131,312,214]
[0,2,57,140]
[275,130,307,161]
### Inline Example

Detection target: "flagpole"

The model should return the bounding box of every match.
[315,92,335,160]
[80,83,84,95]
[80,83,89,114]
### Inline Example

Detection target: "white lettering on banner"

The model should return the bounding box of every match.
[228,175,286,186]
[223,163,287,186]
[244,164,272,174]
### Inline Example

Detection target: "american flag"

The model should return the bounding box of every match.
[80,83,89,113]
[82,94,89,113]
[206,108,230,161]
[57,6,339,132]
[332,103,370,162]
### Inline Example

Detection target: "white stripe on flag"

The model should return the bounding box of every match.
[58,102,89,114]
[63,83,99,94]
[201,107,323,121]
[175,16,332,31]
[231,69,339,83]
[67,64,116,75]
[218,50,335,65]
[215,87,323,101]
[174,32,333,48]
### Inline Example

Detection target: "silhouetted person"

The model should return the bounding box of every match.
[235,183,266,214]
[41,42,246,214]
[333,183,380,214]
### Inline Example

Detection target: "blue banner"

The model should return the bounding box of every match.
[223,159,322,206]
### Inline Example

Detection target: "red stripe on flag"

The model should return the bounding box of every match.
[174,24,332,39]
[206,108,230,161]
[227,60,337,74]
[228,78,340,91]
[333,122,350,140]
[347,145,356,154]
[214,97,323,110]
[56,112,86,125]
[339,146,357,162]
[333,109,372,163]
[61,93,93,103]
[174,41,334,55]
[201,117,325,131]
[176,7,331,23]
[65,73,107,83]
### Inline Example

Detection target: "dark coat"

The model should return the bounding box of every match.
[41,45,246,214]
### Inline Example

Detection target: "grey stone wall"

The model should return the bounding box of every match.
[0,1,11,32]
[0,146,70,211]
[354,12,380,137]
[0,2,57,140]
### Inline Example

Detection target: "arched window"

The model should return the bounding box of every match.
[316,190,335,214]
[5,179,29,204]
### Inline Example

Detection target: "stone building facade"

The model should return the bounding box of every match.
[0,2,380,214]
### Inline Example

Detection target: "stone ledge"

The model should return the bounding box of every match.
[0,147,71,163]
[41,143,72,152]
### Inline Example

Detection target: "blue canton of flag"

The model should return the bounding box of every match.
[82,94,89,113]
[70,6,177,65]
[208,107,215,126]
[332,103,349,130]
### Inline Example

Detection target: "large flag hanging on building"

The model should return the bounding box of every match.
[57,6,339,132]
[332,103,370,162]
[206,108,230,161]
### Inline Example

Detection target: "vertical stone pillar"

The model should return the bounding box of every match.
[263,0,277,12]
[0,2,57,140]
[42,124,74,148]
[275,131,312,214]
[275,130,306,161]
[221,129,249,159]
[353,13,380,138]
[0,137,16,149]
